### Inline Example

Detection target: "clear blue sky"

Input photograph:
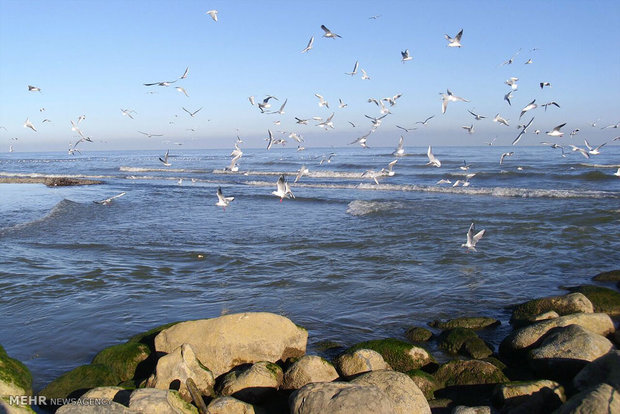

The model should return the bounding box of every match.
[1,0,619,151]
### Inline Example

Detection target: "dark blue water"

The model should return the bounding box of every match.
[1,145,619,390]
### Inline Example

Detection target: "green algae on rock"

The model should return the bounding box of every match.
[429,317,500,330]
[39,364,120,401]
[344,338,435,372]
[92,342,151,383]
[567,285,620,316]
[0,344,33,397]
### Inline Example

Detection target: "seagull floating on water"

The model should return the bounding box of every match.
[462,223,486,252]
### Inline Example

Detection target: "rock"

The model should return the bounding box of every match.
[556,383,620,414]
[128,388,198,414]
[592,269,620,281]
[282,355,338,390]
[567,285,620,316]
[154,313,307,377]
[206,396,257,414]
[529,310,560,322]
[343,338,434,372]
[405,369,441,400]
[451,406,496,414]
[56,402,139,413]
[439,328,479,354]
[429,317,500,330]
[39,364,120,401]
[573,350,620,391]
[492,380,565,413]
[0,398,36,413]
[528,324,615,380]
[80,387,132,406]
[0,345,32,397]
[313,340,343,352]
[500,313,614,355]
[405,326,433,342]
[289,382,395,414]
[463,338,494,359]
[92,342,150,383]
[335,349,391,377]
[217,361,282,404]
[510,293,594,326]
[434,360,508,387]
[351,370,431,414]
[146,343,215,402]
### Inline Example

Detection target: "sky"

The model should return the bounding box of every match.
[1,0,619,152]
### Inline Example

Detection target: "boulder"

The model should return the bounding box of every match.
[0,345,32,397]
[343,338,434,372]
[462,338,493,359]
[528,324,615,380]
[206,396,257,414]
[510,293,594,326]
[405,369,441,400]
[56,402,139,413]
[282,356,338,390]
[289,382,395,414]
[217,361,282,404]
[556,383,620,414]
[434,360,508,387]
[573,350,620,391]
[567,285,620,316]
[500,313,614,355]
[92,342,150,383]
[39,364,120,401]
[128,388,198,414]
[592,269,620,281]
[439,328,478,354]
[335,349,391,377]
[351,370,431,414]
[154,313,307,377]
[451,407,496,414]
[529,310,560,322]
[492,380,565,413]
[146,343,215,402]
[429,317,500,330]
[80,387,132,406]
[405,326,433,342]
[0,398,36,413]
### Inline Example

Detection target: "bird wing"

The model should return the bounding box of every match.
[473,229,486,244]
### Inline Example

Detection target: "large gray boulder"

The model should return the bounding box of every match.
[556,383,620,414]
[351,370,431,414]
[510,293,594,325]
[335,349,391,377]
[282,356,339,390]
[492,380,565,413]
[205,396,258,414]
[573,350,620,391]
[217,361,283,404]
[128,388,198,413]
[154,312,307,377]
[289,382,395,414]
[56,402,139,413]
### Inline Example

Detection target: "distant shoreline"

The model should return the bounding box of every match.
[0,177,102,186]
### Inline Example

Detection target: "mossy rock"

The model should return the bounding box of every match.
[405,369,441,400]
[0,345,33,396]
[462,337,493,359]
[127,321,181,350]
[438,328,478,354]
[434,360,509,387]
[39,364,120,401]
[510,293,593,325]
[568,285,620,316]
[593,270,620,282]
[345,338,435,372]
[0,398,36,413]
[92,342,151,382]
[482,357,507,371]
[429,317,500,330]
[314,340,344,352]
[405,326,433,342]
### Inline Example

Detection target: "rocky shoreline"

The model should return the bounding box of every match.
[1,269,619,414]
[0,176,102,186]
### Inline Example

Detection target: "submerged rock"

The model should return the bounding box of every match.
[282,355,338,390]
[343,338,434,372]
[429,317,500,330]
[405,326,433,342]
[510,293,594,326]
[351,370,431,414]
[556,383,620,414]
[573,350,620,392]
[289,382,395,414]
[592,269,620,281]
[567,285,620,316]
[335,349,391,377]
[439,328,479,354]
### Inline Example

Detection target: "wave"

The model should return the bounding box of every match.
[119,166,208,173]
[579,163,620,168]
[346,200,406,216]
[213,169,364,179]
[0,199,82,236]
[0,172,111,179]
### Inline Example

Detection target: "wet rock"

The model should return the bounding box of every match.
[44,177,102,187]
[492,380,565,413]
[289,382,395,414]
[510,293,593,326]
[567,285,620,316]
[217,361,282,405]
[343,338,434,372]
[0,345,32,397]
[429,317,500,330]
[573,350,620,392]
[434,360,508,387]
[39,364,120,402]
[282,355,338,390]
[529,310,560,322]
[405,326,433,342]
[451,406,496,414]
[592,269,620,282]
[439,328,479,354]
[205,396,258,414]
[56,402,139,413]
[405,369,441,400]
[128,388,198,414]
[146,343,215,402]
[463,338,493,359]
[335,349,391,377]
[0,398,36,413]
[154,312,307,377]
[556,383,620,414]
[351,370,431,414]
[92,342,150,383]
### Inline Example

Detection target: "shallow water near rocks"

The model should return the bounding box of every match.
[0,146,619,390]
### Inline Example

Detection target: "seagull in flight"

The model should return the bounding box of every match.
[338,98,348,108]
[468,110,486,120]
[268,98,288,115]
[393,136,405,156]
[584,139,607,155]
[462,223,486,252]
[24,118,37,132]
[416,115,435,126]
[426,145,441,167]
[272,175,294,201]
[445,29,463,47]
[505,77,519,90]
[462,124,475,134]
[178,67,189,80]
[159,150,171,166]
[205,10,218,21]
[315,93,329,108]
[546,123,566,137]
[216,187,234,210]
[295,165,309,183]
[513,117,534,145]
[28,85,41,92]
[500,152,514,165]
[504,90,514,106]
[182,107,203,117]
[295,117,309,125]
[569,144,590,159]
[494,114,510,127]
[540,82,551,89]
[175,87,189,97]
[519,99,537,119]
[542,101,560,111]
[138,131,163,138]
[396,125,416,133]
[321,24,341,39]
[401,49,413,62]
[301,36,314,53]
[345,61,359,76]
[360,69,371,80]
[94,192,126,205]
[121,109,136,119]
[316,113,335,129]
[350,130,372,148]
[258,95,278,112]
[441,89,469,114]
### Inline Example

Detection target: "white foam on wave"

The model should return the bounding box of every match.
[213,169,364,179]
[579,163,620,169]
[346,200,406,216]
[119,166,198,173]
[0,172,112,179]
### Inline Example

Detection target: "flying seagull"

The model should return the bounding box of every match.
[321,25,341,39]
[182,107,203,117]
[23,118,37,132]
[301,36,314,53]
[345,61,359,76]
[295,165,309,183]
[215,187,234,210]
[542,101,560,111]
[494,114,510,127]
[138,131,163,138]
[426,145,441,167]
[416,115,435,125]
[519,99,537,119]
[159,150,171,166]
[121,109,136,119]
[468,110,486,120]
[28,85,41,92]
[272,175,294,201]
[393,136,405,156]
[315,93,329,108]
[513,117,535,145]
[546,123,566,137]
[441,89,469,114]
[258,95,278,112]
[401,49,412,62]
[178,67,189,79]
[175,87,189,97]
[94,192,126,205]
[205,10,218,21]
[462,222,486,252]
[500,151,514,165]
[445,29,463,47]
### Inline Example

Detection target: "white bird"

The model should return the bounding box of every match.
[345,61,359,76]
[360,69,371,80]
[570,128,580,137]
[315,93,329,108]
[350,131,372,148]
[546,123,566,137]
[381,159,398,176]
[182,107,202,117]
[396,125,415,133]
[494,114,510,127]
[28,85,41,92]
[295,165,309,183]
[226,154,241,172]
[569,145,590,159]
[437,179,452,185]
[361,169,382,185]
[265,129,275,150]
[319,153,335,165]
[94,192,126,205]
[584,139,606,155]
[297,145,305,151]
[542,101,560,111]
[121,108,136,119]
[301,36,314,53]
[178,66,189,79]
[426,146,441,167]
[138,131,163,138]
[441,89,469,114]
[365,114,388,128]
[175,87,189,97]
[462,124,475,134]
[316,113,335,129]
[525,58,533,64]
[382,93,403,107]
[338,98,348,108]
[416,115,435,126]
[462,223,486,252]
[505,77,519,91]
[23,118,37,132]
[205,10,218,21]
[485,138,497,146]
[504,90,514,106]
[216,187,234,210]
[269,98,288,115]
[295,117,309,125]
[401,49,412,62]
[288,132,304,143]
[159,150,171,166]
[519,99,537,119]
[393,136,405,156]
[500,152,514,165]
[230,142,243,158]
[321,24,341,39]
[460,160,471,171]
[540,82,551,89]
[512,117,535,145]
[272,175,294,201]
[248,96,255,106]
[258,96,278,113]
[468,110,486,120]
[445,29,463,47]
[613,168,620,177]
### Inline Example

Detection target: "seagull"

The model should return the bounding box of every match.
[504,90,514,106]
[248,96,255,106]
[265,129,275,150]
[345,61,359,76]
[546,123,566,137]
[295,117,309,125]
[542,101,560,111]
[121,109,136,119]
[601,122,620,130]
[175,87,189,97]
[226,154,241,172]
[301,36,314,53]
[42,119,51,123]
[437,179,452,185]
[348,121,356,128]
[494,114,510,127]
[272,175,294,201]
[205,10,218,21]
[381,160,398,177]
[297,145,305,151]
[513,117,534,145]
[393,136,405,156]
[350,130,372,148]
[258,96,278,112]
[360,69,371,80]
[426,145,441,167]
[584,139,606,155]
[416,115,435,126]
[462,124,475,134]
[614,168,620,177]
[316,113,335,129]
[519,99,537,119]
[216,187,234,210]
[396,125,416,133]
[570,128,580,137]
[178,66,189,79]
[540,82,551,89]
[295,165,309,183]
[462,223,486,252]
[28,85,41,92]
[445,29,463,47]
[460,160,471,171]
[94,192,126,205]
[319,153,336,165]
[569,145,590,159]
[182,107,202,117]
[362,169,383,185]
[23,118,37,132]
[524,58,533,64]
[401,49,413,62]
[230,142,243,158]
[500,151,514,165]
[485,138,497,146]
[138,131,163,138]
[468,110,486,120]
[382,93,403,107]
[158,150,171,166]
[501,49,521,66]
[315,93,329,108]
[268,98,288,115]
[338,98,348,108]
[321,24,341,39]
[365,114,388,128]
[144,79,177,87]
[369,14,381,19]
[505,77,519,90]
[441,89,469,114]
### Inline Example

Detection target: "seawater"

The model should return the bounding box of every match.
[1,146,619,390]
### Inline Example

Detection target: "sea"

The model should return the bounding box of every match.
[1,145,619,391]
